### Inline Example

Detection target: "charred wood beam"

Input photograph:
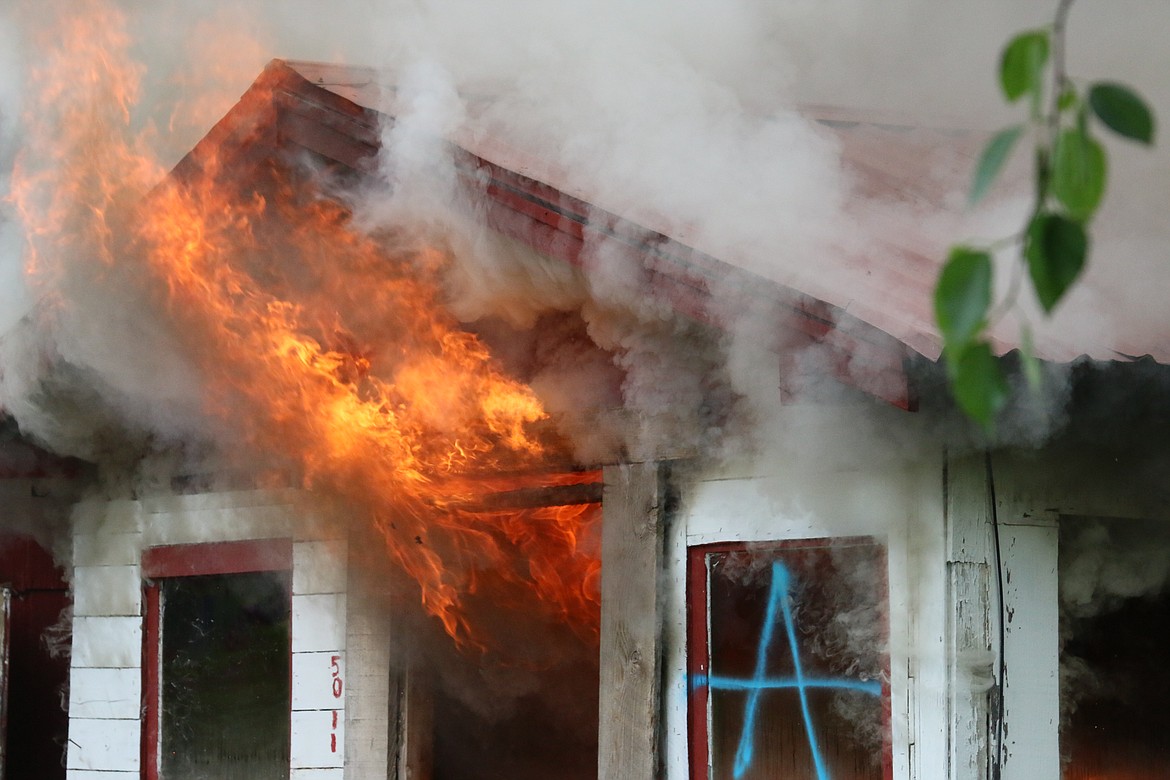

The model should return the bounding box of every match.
[452,481,603,513]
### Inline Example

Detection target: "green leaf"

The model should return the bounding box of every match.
[935,247,993,355]
[970,125,1024,204]
[1026,212,1088,312]
[1000,30,1049,103]
[951,341,1009,429]
[1051,128,1107,220]
[1089,82,1156,144]
[1057,86,1079,113]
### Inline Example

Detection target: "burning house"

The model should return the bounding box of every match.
[1,5,1170,780]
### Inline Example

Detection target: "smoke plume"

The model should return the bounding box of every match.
[0,0,1167,465]
[1,3,1169,775]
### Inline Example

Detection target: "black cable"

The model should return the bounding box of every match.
[985,450,1007,780]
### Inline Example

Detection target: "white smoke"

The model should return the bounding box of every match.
[0,0,1167,464]
[1060,517,1170,620]
[335,0,1170,466]
[1059,516,1170,729]
[0,3,1166,774]
[0,7,30,335]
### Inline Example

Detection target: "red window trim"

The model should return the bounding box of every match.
[141,583,160,780]
[142,538,293,579]
[686,536,893,780]
[141,539,293,780]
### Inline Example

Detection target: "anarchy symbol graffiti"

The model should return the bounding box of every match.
[692,561,882,780]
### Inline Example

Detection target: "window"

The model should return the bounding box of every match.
[1060,516,1170,780]
[688,538,891,780]
[142,540,292,780]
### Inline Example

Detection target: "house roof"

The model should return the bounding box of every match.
[172,59,1167,411]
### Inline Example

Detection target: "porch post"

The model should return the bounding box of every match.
[945,453,997,780]
[598,462,667,780]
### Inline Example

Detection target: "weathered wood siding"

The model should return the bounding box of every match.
[944,454,996,780]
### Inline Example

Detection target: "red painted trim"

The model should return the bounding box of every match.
[457,154,914,410]
[686,537,894,780]
[687,545,710,780]
[142,583,160,780]
[141,539,292,579]
[0,535,68,592]
[0,588,10,776]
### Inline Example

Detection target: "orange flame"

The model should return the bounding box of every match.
[10,0,600,649]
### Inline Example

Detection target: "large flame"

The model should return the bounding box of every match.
[10,0,600,649]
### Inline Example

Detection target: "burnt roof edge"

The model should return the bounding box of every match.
[172,59,918,411]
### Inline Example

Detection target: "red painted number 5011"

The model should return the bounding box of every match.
[330,654,344,753]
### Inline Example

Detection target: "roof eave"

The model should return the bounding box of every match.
[170,59,918,411]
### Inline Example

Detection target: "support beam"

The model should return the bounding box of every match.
[945,453,997,780]
[598,462,667,780]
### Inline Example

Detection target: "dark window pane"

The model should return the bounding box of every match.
[1061,517,1170,780]
[703,541,887,780]
[160,571,291,780]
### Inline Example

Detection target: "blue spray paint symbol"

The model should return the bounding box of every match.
[692,561,882,780]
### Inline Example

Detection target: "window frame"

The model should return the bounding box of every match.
[686,536,893,780]
[140,539,293,780]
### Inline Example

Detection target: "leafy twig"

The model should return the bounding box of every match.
[933,0,1155,428]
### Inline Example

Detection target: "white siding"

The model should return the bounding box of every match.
[290,768,345,780]
[293,651,347,711]
[72,565,140,617]
[291,709,346,769]
[68,501,145,775]
[290,539,349,773]
[292,593,348,652]
[66,717,140,772]
[139,504,294,547]
[71,616,142,669]
[68,668,141,720]
[294,540,348,595]
[72,499,141,535]
[73,532,141,566]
